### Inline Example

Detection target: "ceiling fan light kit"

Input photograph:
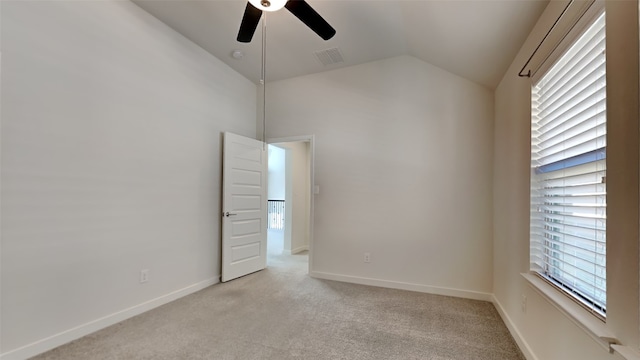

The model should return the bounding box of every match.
[237,0,336,43]
[248,0,287,12]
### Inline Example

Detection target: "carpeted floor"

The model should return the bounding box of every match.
[32,235,524,360]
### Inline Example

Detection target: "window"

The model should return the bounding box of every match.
[530,11,606,318]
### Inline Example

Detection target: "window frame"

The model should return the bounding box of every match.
[529,2,607,321]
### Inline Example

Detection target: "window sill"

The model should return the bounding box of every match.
[611,345,640,360]
[521,273,616,352]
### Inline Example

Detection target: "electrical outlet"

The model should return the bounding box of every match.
[364,252,371,263]
[521,294,527,313]
[140,269,149,283]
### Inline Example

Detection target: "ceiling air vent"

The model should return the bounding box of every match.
[314,47,345,66]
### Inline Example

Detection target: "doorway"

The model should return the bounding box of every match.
[267,136,314,273]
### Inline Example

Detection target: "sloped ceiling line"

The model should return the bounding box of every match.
[132,0,549,89]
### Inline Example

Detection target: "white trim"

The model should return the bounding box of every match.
[531,0,604,83]
[491,295,539,360]
[267,135,315,275]
[611,345,640,360]
[521,273,614,352]
[283,245,309,255]
[310,271,493,302]
[0,277,219,360]
[0,50,3,360]
[268,135,313,144]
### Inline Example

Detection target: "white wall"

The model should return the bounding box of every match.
[1,1,256,358]
[267,145,286,200]
[264,55,495,298]
[276,141,310,254]
[493,1,639,359]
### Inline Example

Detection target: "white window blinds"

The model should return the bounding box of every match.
[530,11,606,317]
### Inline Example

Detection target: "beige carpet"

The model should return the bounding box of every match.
[32,242,524,360]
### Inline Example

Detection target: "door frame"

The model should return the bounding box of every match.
[267,135,315,274]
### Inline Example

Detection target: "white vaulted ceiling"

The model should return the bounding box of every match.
[132,0,548,89]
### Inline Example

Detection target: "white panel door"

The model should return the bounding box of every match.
[222,132,267,282]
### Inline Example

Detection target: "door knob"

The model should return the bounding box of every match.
[224,212,237,217]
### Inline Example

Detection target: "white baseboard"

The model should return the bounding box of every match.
[283,245,308,255]
[310,271,493,302]
[310,272,536,357]
[0,277,220,360]
[491,294,538,360]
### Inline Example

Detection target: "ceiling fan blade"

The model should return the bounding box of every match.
[284,0,336,41]
[237,2,263,43]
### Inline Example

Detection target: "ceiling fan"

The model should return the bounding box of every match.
[237,0,336,43]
